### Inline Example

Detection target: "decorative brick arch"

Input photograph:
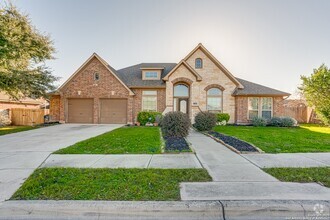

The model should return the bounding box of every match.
[204,84,225,91]
[171,77,193,85]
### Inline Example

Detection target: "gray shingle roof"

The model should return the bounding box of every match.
[114,63,289,96]
[115,63,177,87]
[234,78,290,96]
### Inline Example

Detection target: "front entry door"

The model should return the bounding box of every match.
[178,98,188,114]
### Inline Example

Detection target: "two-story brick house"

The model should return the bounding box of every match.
[49,43,290,124]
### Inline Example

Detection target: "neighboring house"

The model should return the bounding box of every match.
[49,43,290,124]
[0,92,48,110]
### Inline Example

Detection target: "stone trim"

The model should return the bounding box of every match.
[204,84,225,91]
[171,77,193,85]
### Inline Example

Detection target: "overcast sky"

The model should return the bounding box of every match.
[13,0,330,97]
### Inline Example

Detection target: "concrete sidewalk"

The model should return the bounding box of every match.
[183,130,330,201]
[41,154,202,169]
[0,124,122,202]
[0,200,329,220]
[243,153,330,168]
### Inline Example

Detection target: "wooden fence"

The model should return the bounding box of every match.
[10,108,45,126]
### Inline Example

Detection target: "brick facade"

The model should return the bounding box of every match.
[58,57,133,124]
[235,96,286,124]
[164,49,237,123]
[49,95,60,121]
[131,88,166,121]
[49,46,288,125]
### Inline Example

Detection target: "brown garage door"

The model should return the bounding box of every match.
[68,99,94,123]
[100,99,127,124]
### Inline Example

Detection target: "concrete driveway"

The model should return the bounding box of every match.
[0,124,122,202]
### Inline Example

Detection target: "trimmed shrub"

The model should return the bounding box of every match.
[161,112,190,137]
[216,113,230,123]
[269,117,282,127]
[269,116,297,127]
[251,117,268,127]
[137,111,162,126]
[0,109,11,127]
[194,111,217,131]
[281,116,298,127]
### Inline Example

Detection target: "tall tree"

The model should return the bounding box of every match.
[300,64,330,125]
[0,2,58,99]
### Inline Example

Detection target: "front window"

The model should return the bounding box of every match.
[142,91,157,111]
[144,71,158,79]
[207,88,222,112]
[248,97,273,120]
[195,58,203,69]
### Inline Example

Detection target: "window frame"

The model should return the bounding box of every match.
[206,88,223,112]
[247,97,273,120]
[142,90,157,112]
[195,58,203,69]
[94,72,100,81]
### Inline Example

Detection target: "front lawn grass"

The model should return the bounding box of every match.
[264,167,330,187]
[11,168,211,200]
[0,125,39,136]
[55,126,162,154]
[213,124,330,153]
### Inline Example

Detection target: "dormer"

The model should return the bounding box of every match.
[140,67,164,80]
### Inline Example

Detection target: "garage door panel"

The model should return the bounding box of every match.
[68,99,93,123]
[100,99,127,124]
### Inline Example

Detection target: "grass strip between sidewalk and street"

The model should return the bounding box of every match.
[11,168,212,201]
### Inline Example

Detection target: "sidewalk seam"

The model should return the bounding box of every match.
[218,200,226,220]
[146,155,153,168]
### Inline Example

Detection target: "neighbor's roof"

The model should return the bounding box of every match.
[116,63,177,87]
[233,78,290,96]
[115,63,289,96]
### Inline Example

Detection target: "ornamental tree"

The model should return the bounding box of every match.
[300,64,330,125]
[0,3,58,99]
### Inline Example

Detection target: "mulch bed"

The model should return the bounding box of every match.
[208,131,258,152]
[164,136,190,152]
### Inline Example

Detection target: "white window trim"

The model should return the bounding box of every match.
[142,70,161,80]
[142,90,157,111]
[247,97,273,120]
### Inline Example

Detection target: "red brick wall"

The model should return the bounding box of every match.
[59,57,133,123]
[131,88,166,122]
[49,95,61,121]
[235,96,286,124]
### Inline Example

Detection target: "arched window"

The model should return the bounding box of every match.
[207,88,222,112]
[195,58,203,69]
[174,84,189,97]
[173,84,189,114]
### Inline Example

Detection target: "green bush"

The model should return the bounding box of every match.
[161,112,191,137]
[137,111,162,126]
[216,113,230,123]
[269,116,297,127]
[194,112,217,131]
[251,117,268,127]
[269,117,282,127]
[281,117,298,127]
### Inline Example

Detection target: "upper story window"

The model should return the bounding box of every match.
[248,97,273,120]
[94,72,100,81]
[145,71,158,79]
[195,58,203,69]
[207,88,222,112]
